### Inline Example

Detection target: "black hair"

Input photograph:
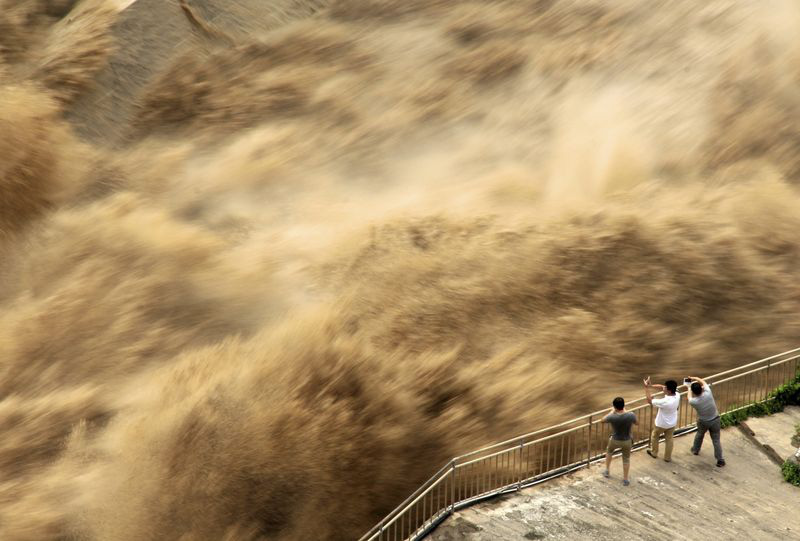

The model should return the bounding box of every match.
[665,380,678,394]
[691,382,703,396]
[612,396,625,410]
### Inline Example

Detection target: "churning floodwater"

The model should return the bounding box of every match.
[1,0,799,539]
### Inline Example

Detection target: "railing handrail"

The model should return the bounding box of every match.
[368,459,455,533]
[359,347,800,541]
[453,348,800,462]
[452,347,800,461]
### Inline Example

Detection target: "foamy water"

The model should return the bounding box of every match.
[1,0,799,539]
[114,0,137,10]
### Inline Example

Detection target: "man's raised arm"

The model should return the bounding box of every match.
[688,376,708,389]
[643,376,653,405]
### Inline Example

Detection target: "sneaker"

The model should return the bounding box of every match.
[716,459,726,467]
[664,458,671,463]
[603,470,610,478]
[691,449,699,456]
[623,479,630,486]
[646,450,657,459]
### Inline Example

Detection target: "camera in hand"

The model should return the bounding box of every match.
[683,377,692,384]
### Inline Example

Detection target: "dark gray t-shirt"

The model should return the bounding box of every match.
[604,411,637,441]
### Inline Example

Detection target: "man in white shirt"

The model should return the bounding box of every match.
[643,377,680,462]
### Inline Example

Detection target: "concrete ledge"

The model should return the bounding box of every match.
[737,421,784,466]
[430,407,800,541]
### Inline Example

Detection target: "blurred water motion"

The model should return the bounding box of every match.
[0,0,799,539]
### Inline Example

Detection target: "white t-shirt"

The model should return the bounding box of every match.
[652,393,680,428]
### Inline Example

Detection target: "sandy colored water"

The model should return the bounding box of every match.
[1,0,799,539]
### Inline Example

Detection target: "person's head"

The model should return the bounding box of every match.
[691,382,703,396]
[665,380,678,395]
[612,397,625,411]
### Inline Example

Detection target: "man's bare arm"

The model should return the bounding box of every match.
[688,376,708,389]
[643,377,654,405]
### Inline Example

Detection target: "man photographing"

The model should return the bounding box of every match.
[686,376,725,467]
[643,377,679,462]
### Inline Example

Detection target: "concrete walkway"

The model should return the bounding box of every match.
[430,407,800,541]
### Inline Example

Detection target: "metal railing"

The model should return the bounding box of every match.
[360,347,800,541]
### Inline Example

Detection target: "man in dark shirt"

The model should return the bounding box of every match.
[602,396,638,486]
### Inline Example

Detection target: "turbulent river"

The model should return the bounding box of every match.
[1,0,799,539]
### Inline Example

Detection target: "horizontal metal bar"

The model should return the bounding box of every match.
[450,482,518,510]
[459,361,793,468]
[720,395,777,415]
[409,509,453,541]
[711,364,775,386]
[375,472,452,531]
[707,348,800,377]
[524,423,592,447]
[456,447,516,468]
[360,347,800,541]
[452,427,702,519]
[454,416,590,461]
[359,460,454,538]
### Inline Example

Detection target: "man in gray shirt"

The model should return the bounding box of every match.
[602,396,638,486]
[687,376,725,467]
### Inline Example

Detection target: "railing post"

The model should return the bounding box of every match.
[358,348,800,541]
[516,440,524,491]
[766,358,771,396]
[449,461,455,514]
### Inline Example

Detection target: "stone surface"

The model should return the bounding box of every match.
[744,406,800,460]
[430,408,800,541]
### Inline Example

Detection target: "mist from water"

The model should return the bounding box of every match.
[1,0,800,539]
